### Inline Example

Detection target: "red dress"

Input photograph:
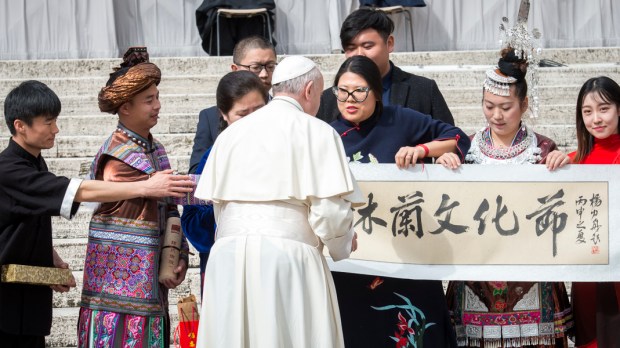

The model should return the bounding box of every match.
[569,134,620,348]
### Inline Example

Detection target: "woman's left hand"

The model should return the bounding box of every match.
[545,150,570,171]
[395,146,423,169]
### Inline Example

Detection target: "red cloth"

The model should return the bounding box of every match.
[568,134,620,164]
[570,134,620,347]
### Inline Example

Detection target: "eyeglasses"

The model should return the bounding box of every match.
[235,62,277,74]
[332,86,370,103]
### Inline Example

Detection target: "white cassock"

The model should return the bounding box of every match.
[194,96,364,348]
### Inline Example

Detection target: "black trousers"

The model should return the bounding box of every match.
[0,330,45,348]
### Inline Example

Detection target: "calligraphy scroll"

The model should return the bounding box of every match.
[327,164,620,282]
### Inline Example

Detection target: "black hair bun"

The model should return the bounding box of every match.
[497,47,528,81]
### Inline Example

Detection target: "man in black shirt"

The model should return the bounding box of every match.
[0,81,193,347]
[316,7,454,125]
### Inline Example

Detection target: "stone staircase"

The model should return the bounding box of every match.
[0,47,619,347]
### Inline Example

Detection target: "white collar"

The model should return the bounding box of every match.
[272,96,303,112]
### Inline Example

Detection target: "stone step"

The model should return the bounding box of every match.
[0,76,222,97]
[0,103,580,150]
[2,64,619,98]
[0,88,586,139]
[53,238,202,273]
[37,133,194,159]
[42,156,191,178]
[2,47,619,79]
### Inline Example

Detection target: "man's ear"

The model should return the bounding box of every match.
[118,102,130,117]
[304,80,315,100]
[386,34,395,54]
[13,119,26,134]
[231,64,240,72]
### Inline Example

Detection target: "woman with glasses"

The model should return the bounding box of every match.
[329,55,470,347]
[331,56,468,169]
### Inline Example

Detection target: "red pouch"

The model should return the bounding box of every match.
[174,294,200,348]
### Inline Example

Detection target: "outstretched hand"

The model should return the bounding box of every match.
[146,169,195,198]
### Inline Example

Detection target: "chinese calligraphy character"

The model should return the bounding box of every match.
[473,199,490,235]
[492,195,519,236]
[430,194,468,234]
[588,193,603,247]
[354,193,387,235]
[575,195,587,244]
[526,189,567,256]
[590,193,602,208]
[389,191,425,238]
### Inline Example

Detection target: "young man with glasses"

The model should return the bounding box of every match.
[317,8,454,126]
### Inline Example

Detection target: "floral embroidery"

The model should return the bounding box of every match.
[372,292,435,348]
[349,151,379,164]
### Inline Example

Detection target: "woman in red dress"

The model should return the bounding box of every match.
[569,76,620,347]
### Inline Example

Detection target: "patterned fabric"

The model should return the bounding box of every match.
[77,307,166,348]
[466,125,542,164]
[447,274,573,347]
[80,124,185,345]
[88,126,170,178]
[450,127,572,347]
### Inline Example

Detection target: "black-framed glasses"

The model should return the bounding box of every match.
[332,86,370,103]
[235,62,277,74]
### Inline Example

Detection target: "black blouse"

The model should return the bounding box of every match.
[0,138,78,336]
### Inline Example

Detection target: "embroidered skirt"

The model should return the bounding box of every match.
[447,281,573,347]
[77,308,169,348]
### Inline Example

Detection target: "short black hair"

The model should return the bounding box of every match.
[334,55,384,116]
[4,80,61,135]
[232,36,276,64]
[340,8,394,49]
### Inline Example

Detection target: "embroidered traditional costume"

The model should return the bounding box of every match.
[447,41,572,347]
[77,47,188,348]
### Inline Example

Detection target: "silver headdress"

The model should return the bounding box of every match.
[484,69,517,97]
[485,0,543,117]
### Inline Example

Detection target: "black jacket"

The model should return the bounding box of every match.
[189,106,220,174]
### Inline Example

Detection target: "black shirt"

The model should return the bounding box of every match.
[0,138,78,336]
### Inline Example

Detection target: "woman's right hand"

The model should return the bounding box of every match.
[436,152,462,169]
[351,232,358,252]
